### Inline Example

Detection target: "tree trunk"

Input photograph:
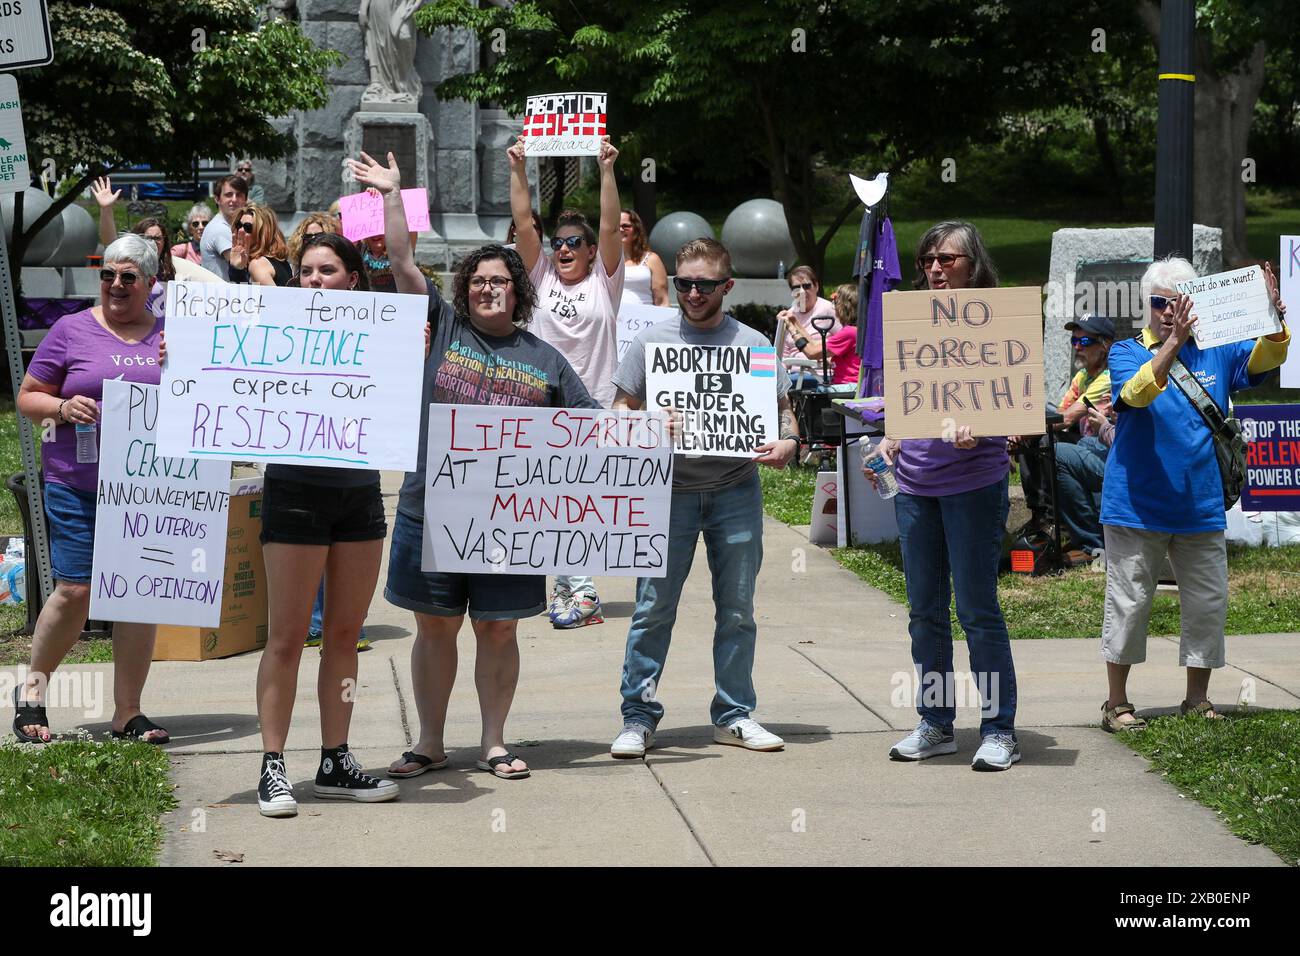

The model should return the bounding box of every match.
[1092,115,1125,213]
[631,167,656,234]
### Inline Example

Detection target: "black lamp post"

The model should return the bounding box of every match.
[1153,0,1195,261]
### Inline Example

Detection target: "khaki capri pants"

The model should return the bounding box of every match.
[1101,524,1228,669]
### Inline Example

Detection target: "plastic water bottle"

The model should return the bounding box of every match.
[75,422,98,464]
[776,260,785,280]
[861,440,899,499]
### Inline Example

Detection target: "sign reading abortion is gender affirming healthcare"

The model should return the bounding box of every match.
[157,281,425,471]
[91,381,232,627]
[882,286,1045,438]
[1175,265,1282,350]
[646,344,781,458]
[521,92,607,156]
[422,406,673,577]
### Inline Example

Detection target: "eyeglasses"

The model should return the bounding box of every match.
[469,276,513,291]
[1071,336,1100,347]
[236,166,252,173]
[790,282,814,291]
[618,223,633,231]
[550,236,586,251]
[1149,294,1174,311]
[189,219,209,228]
[236,222,254,234]
[917,253,970,269]
[672,276,728,295]
[100,269,142,286]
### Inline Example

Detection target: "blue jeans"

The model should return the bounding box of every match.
[894,478,1017,737]
[1055,437,1108,554]
[310,580,369,639]
[620,473,763,729]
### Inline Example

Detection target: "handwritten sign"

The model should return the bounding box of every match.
[157,281,425,471]
[1176,265,1281,349]
[1239,405,1300,511]
[646,344,780,457]
[90,382,232,627]
[809,471,837,545]
[337,188,430,241]
[421,406,673,577]
[521,91,607,156]
[1281,237,1299,388]
[882,286,1045,438]
[617,303,675,360]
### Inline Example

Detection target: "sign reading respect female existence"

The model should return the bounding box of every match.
[90,382,232,627]
[157,281,425,470]
[521,91,608,156]
[422,406,673,577]
[1175,265,1282,349]
[645,345,780,457]
[882,286,1045,438]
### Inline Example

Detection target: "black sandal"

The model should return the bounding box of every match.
[386,750,450,778]
[11,686,49,744]
[110,714,170,745]
[475,752,531,780]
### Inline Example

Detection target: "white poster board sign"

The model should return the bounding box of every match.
[0,75,30,194]
[90,381,232,627]
[1281,237,1300,388]
[1176,265,1281,349]
[809,471,838,545]
[157,281,425,470]
[617,303,675,360]
[422,405,673,577]
[646,344,779,458]
[521,92,607,156]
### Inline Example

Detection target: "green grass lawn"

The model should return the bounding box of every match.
[0,737,176,866]
[1118,710,1300,866]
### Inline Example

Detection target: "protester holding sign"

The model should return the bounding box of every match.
[609,237,798,758]
[348,149,598,782]
[869,221,1021,771]
[11,235,169,745]
[507,134,626,629]
[1098,256,1289,731]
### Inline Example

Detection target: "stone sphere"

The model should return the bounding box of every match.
[720,198,796,278]
[648,211,715,266]
[1,189,64,265]
[43,202,99,267]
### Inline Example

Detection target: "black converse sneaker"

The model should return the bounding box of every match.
[313,744,399,803]
[258,752,298,818]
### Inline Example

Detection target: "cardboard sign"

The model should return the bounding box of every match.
[337,188,430,241]
[1239,404,1300,511]
[1281,237,1300,388]
[617,303,675,360]
[157,280,425,471]
[1176,265,1281,349]
[0,75,30,194]
[646,344,780,457]
[882,286,1045,438]
[521,92,607,156]
[90,382,232,627]
[421,405,673,577]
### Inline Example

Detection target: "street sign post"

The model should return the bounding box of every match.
[0,0,52,71]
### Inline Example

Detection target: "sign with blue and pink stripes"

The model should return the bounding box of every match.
[646,344,781,457]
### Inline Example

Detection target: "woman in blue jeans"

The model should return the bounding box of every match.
[867,221,1020,771]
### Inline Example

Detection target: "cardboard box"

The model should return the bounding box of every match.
[153,479,267,661]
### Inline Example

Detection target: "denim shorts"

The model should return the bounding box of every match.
[44,482,97,584]
[259,477,387,546]
[384,510,545,621]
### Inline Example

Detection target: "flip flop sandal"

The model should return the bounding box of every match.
[387,750,450,778]
[12,686,49,744]
[110,714,170,745]
[476,752,531,780]
[1101,701,1147,733]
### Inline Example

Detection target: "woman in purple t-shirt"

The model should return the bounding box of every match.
[868,221,1020,771]
[12,234,169,745]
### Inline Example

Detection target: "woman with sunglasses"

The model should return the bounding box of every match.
[619,209,670,307]
[506,135,625,629]
[12,234,170,745]
[228,203,292,287]
[171,204,211,265]
[866,220,1021,771]
[778,266,839,364]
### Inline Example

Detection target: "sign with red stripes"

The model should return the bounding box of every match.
[521,92,607,156]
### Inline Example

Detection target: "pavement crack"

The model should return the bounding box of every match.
[1156,635,1300,703]
[643,759,717,867]
[788,644,897,728]
[389,654,412,747]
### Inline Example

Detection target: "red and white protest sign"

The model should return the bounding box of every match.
[337,188,431,242]
[521,92,607,156]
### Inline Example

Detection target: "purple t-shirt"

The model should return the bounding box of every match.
[861,217,901,395]
[27,308,165,492]
[894,437,1009,498]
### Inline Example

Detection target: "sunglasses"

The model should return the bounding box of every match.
[550,236,586,251]
[190,219,209,228]
[672,276,728,295]
[236,222,254,234]
[1071,336,1100,347]
[100,269,142,286]
[917,253,970,269]
[1149,294,1175,311]
[237,166,252,172]
[469,276,513,291]
[790,282,814,291]
[618,223,634,231]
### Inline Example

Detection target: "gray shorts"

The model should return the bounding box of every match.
[1101,524,1228,668]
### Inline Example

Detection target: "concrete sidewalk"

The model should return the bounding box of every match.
[9,475,1296,866]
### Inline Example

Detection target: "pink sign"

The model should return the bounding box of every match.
[338,188,430,241]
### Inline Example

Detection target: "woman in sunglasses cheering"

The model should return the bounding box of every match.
[506,135,626,629]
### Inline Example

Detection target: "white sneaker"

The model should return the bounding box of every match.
[610,723,655,758]
[713,717,784,751]
[888,720,958,761]
[971,734,1021,771]
[547,584,573,624]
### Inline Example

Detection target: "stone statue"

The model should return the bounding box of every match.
[359,0,423,106]
[263,0,296,21]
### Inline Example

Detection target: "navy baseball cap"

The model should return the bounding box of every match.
[1065,313,1116,339]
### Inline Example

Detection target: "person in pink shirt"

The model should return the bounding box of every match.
[778,265,839,361]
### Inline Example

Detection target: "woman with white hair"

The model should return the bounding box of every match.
[1099,255,1289,731]
[172,203,211,265]
[12,234,170,744]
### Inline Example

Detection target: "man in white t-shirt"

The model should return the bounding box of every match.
[199,175,248,280]
[507,135,625,628]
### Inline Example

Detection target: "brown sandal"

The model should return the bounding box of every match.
[1101,701,1147,733]
[1179,699,1224,719]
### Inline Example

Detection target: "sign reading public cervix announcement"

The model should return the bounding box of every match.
[646,344,780,458]
[157,281,424,471]
[90,382,232,627]
[882,286,1045,439]
[1175,265,1282,350]
[1239,404,1300,512]
[521,91,607,156]
[422,406,673,577]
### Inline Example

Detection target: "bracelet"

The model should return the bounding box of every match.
[793,336,809,351]
[57,399,68,423]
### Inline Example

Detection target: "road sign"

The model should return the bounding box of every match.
[0,74,28,194]
[0,0,52,71]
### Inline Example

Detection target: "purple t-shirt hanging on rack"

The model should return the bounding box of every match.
[861,217,900,397]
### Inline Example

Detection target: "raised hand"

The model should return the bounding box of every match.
[1171,293,1196,344]
[597,135,618,171]
[91,176,120,209]
[1263,261,1288,320]
[506,140,526,170]
[346,151,401,195]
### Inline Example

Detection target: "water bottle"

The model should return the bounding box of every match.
[75,422,98,464]
[861,440,899,499]
[776,259,785,280]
